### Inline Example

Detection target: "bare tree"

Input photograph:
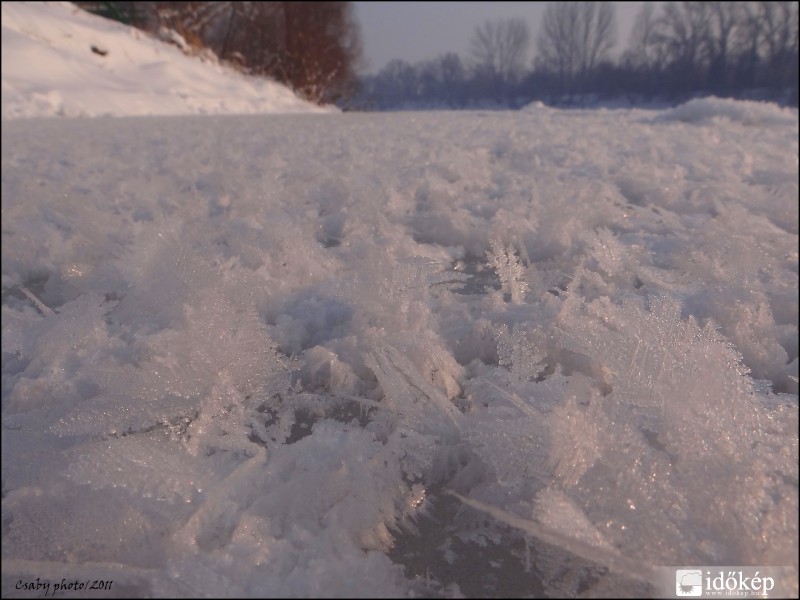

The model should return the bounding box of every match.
[372,59,421,106]
[615,0,797,102]
[470,18,531,84]
[535,2,617,93]
[748,1,799,99]
[705,2,745,90]
[623,3,663,70]
[418,53,466,107]
[276,2,363,103]
[653,2,750,93]
[655,1,712,92]
[621,3,669,98]
[749,2,799,67]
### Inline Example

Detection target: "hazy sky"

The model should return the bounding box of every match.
[354,2,646,74]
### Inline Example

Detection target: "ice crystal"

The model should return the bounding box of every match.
[486,239,529,304]
[495,323,546,382]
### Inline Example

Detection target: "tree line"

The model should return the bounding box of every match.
[76,2,797,110]
[353,1,798,110]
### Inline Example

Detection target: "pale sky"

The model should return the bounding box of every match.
[353,2,646,74]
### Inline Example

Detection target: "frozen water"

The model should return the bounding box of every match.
[2,102,797,597]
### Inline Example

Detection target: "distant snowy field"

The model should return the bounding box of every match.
[2,3,799,599]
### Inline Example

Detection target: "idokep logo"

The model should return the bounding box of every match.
[676,569,703,597]
[664,567,784,598]
[704,569,776,596]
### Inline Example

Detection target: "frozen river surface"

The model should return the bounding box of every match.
[2,101,798,597]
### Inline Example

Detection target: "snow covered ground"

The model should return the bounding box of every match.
[1,2,329,118]
[2,3,799,599]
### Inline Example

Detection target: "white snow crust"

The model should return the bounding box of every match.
[2,103,797,597]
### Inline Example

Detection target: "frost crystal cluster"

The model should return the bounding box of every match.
[3,98,798,597]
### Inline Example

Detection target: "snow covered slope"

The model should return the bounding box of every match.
[1,1,330,118]
[2,100,798,597]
